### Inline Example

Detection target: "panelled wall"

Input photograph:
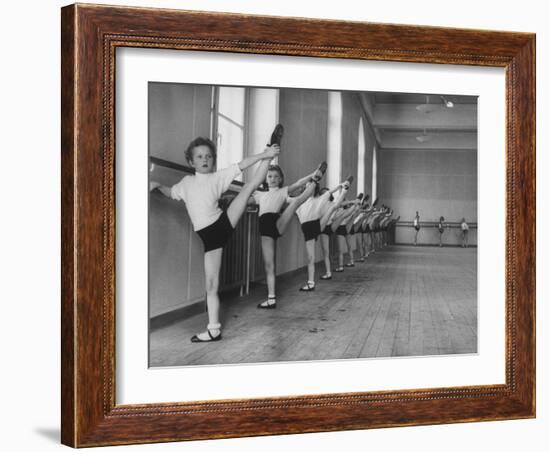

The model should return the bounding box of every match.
[149,82,212,165]
[377,149,477,246]
[149,83,213,317]
[276,88,328,275]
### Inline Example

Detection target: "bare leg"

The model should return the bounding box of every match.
[356,231,364,260]
[362,233,369,256]
[261,237,276,297]
[276,182,315,234]
[345,234,355,265]
[331,212,347,232]
[227,158,271,227]
[331,208,355,232]
[305,239,316,283]
[320,234,331,276]
[192,248,223,341]
[337,235,347,269]
[320,187,348,230]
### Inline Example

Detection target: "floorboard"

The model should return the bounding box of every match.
[149,245,478,367]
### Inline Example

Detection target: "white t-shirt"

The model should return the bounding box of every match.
[296,191,331,223]
[170,164,242,231]
[461,221,469,231]
[253,186,290,216]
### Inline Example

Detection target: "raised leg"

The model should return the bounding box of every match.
[319,186,348,230]
[276,182,315,235]
[331,208,355,232]
[227,159,271,227]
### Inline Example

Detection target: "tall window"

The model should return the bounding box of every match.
[247,88,279,156]
[243,88,279,180]
[214,87,246,177]
[372,144,378,202]
[357,117,366,195]
[327,92,343,188]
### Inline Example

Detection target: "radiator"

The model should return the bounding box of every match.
[219,208,263,294]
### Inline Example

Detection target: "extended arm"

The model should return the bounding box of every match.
[237,145,279,171]
[288,171,317,193]
[150,181,172,198]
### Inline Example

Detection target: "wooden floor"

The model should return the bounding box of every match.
[149,245,477,367]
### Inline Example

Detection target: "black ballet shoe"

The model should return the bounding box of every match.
[342,175,354,189]
[269,124,284,146]
[311,161,328,182]
[258,298,277,309]
[320,274,332,280]
[190,329,222,343]
[299,282,316,291]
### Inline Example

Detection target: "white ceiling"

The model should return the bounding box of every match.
[359,91,478,152]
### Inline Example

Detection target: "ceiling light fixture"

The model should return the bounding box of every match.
[440,95,454,108]
[415,128,432,143]
[415,95,436,114]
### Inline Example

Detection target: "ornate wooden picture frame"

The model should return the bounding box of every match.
[61,3,535,447]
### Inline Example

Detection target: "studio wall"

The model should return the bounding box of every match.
[378,148,477,245]
[148,83,212,316]
[149,82,212,165]
[276,88,329,275]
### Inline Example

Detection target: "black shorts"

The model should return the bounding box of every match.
[301,219,321,242]
[321,224,333,236]
[196,211,234,252]
[365,224,371,233]
[438,228,444,234]
[414,225,420,231]
[259,212,281,240]
[336,225,348,236]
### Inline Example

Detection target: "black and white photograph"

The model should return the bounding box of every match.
[148,83,478,367]
[4,0,545,450]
